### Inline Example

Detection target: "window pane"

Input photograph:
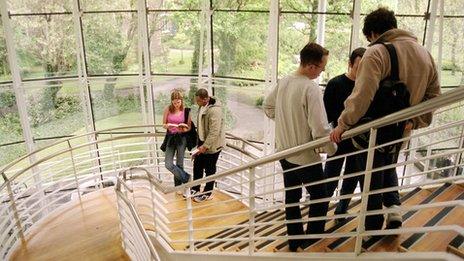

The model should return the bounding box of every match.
[89,77,143,131]
[280,0,319,12]
[213,12,268,79]
[147,0,201,10]
[212,0,269,10]
[0,143,26,169]
[11,15,77,79]
[80,0,135,11]
[323,14,352,83]
[0,18,11,81]
[278,13,313,77]
[213,80,266,141]
[361,0,428,15]
[281,0,352,13]
[433,18,464,87]
[0,83,26,166]
[7,0,72,13]
[148,11,200,75]
[82,13,139,75]
[444,1,464,16]
[22,79,86,140]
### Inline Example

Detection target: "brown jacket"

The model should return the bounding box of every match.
[338,29,441,130]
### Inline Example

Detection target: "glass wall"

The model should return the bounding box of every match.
[0,0,463,167]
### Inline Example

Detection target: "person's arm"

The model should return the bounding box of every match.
[201,107,222,151]
[162,107,169,129]
[411,56,441,129]
[263,83,278,119]
[307,86,337,156]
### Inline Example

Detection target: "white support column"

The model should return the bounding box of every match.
[436,0,444,82]
[425,0,438,52]
[71,0,103,185]
[263,0,279,204]
[315,0,326,85]
[316,0,326,47]
[137,0,155,127]
[0,0,43,201]
[350,0,362,52]
[0,0,36,160]
[137,0,160,173]
[205,0,213,93]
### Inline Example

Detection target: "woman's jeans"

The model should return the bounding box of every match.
[164,136,190,186]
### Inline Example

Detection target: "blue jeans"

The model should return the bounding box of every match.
[164,136,190,186]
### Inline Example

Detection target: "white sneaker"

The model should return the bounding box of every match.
[182,189,194,199]
[193,193,213,203]
[385,205,402,229]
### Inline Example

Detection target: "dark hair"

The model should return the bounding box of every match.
[195,88,209,99]
[299,42,329,67]
[362,7,397,39]
[349,47,366,65]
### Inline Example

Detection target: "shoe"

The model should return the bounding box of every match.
[385,205,402,229]
[175,190,182,196]
[193,193,213,203]
[334,217,347,226]
[182,189,195,199]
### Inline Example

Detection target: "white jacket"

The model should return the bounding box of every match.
[264,73,337,165]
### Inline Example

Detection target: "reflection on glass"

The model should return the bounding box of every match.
[22,80,86,140]
[89,77,142,131]
[213,12,268,79]
[148,12,200,74]
[82,13,138,75]
[11,15,77,79]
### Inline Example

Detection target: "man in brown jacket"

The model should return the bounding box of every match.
[330,8,441,232]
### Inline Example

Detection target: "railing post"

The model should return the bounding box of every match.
[4,176,26,244]
[187,188,194,252]
[68,141,82,202]
[354,128,377,255]
[248,167,256,255]
[452,125,464,177]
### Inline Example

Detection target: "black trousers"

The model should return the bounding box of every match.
[279,159,328,250]
[191,151,221,195]
[360,150,401,230]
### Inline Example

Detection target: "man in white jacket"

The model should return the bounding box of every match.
[263,42,337,252]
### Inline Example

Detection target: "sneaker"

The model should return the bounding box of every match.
[182,189,195,199]
[385,205,402,229]
[193,193,213,203]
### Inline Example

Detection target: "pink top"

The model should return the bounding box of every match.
[166,110,184,134]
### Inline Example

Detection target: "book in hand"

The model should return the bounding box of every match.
[167,123,188,128]
[190,147,200,156]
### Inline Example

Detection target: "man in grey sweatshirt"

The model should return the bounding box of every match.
[264,42,337,252]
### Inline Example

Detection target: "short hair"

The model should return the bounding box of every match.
[362,7,397,38]
[349,47,366,65]
[299,42,329,67]
[195,88,209,99]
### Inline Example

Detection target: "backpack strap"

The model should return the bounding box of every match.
[184,108,190,124]
[379,42,400,81]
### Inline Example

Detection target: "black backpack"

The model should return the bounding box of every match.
[351,43,410,154]
[184,108,198,151]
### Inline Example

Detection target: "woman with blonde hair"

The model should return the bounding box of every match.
[161,90,192,194]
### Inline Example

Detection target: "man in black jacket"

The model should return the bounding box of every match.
[324,47,365,223]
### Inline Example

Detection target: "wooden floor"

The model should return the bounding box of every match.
[9,187,249,260]
[10,188,129,261]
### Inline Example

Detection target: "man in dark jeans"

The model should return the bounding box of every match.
[263,42,337,252]
[330,7,441,231]
[191,88,226,203]
[323,48,366,223]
